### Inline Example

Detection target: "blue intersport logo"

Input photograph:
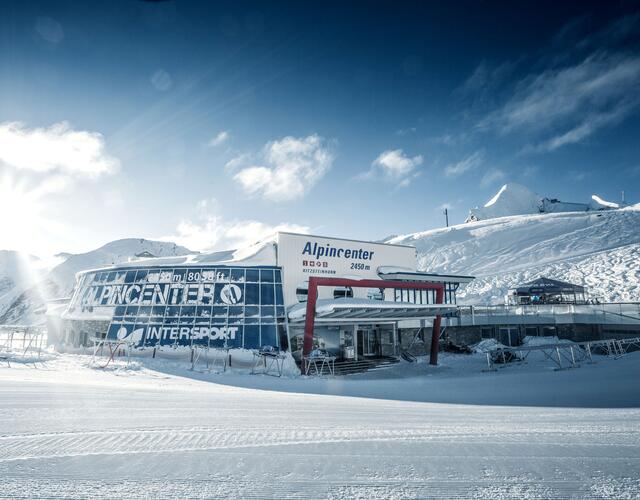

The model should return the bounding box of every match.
[219,284,242,304]
[115,325,144,343]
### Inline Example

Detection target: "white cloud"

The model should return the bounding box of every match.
[395,127,417,136]
[481,52,640,150]
[480,168,506,187]
[458,60,516,96]
[208,130,230,147]
[165,198,309,251]
[538,103,634,151]
[371,149,423,179]
[358,149,423,189]
[0,121,119,177]
[233,134,334,201]
[224,153,251,171]
[444,151,483,177]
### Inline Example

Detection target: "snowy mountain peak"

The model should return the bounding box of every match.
[0,238,194,325]
[468,183,541,221]
[468,183,628,222]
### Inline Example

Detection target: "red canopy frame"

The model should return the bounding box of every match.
[302,277,445,370]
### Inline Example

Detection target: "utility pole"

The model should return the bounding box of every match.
[444,208,449,227]
[622,191,625,204]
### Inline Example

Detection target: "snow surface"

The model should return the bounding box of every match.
[591,194,621,209]
[388,205,640,304]
[466,183,624,222]
[1,348,640,498]
[470,183,542,221]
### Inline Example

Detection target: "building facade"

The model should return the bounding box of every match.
[52,232,473,366]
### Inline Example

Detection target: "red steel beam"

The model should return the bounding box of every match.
[302,277,445,370]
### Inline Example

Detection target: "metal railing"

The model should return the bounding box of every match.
[0,325,48,366]
[482,336,640,372]
[444,302,640,327]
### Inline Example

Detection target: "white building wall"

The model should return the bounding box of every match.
[276,232,417,308]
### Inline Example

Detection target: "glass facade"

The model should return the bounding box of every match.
[392,282,459,305]
[66,265,286,349]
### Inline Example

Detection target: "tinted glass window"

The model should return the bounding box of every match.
[260,283,274,305]
[245,283,259,304]
[261,325,277,347]
[245,269,260,282]
[260,269,274,283]
[244,325,260,348]
[230,268,245,282]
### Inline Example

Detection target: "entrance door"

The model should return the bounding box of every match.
[357,328,379,358]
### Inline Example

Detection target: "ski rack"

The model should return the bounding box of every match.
[483,337,640,372]
[91,337,133,368]
[0,325,47,367]
[190,346,228,373]
[252,350,287,377]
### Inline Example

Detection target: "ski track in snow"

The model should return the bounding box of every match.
[1,353,640,499]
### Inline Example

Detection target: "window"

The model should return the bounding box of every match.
[245,269,260,282]
[260,283,275,304]
[296,286,308,302]
[334,286,353,299]
[230,268,245,282]
[245,283,260,304]
[261,325,277,347]
[260,269,274,283]
[244,325,260,348]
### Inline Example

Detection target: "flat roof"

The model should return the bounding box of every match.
[378,270,475,284]
[288,298,458,323]
[277,231,416,249]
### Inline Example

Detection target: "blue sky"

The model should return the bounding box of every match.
[1,1,639,256]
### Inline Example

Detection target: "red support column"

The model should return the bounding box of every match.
[302,277,319,373]
[429,286,445,366]
[300,277,446,372]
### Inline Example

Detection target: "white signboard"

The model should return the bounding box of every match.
[276,233,416,306]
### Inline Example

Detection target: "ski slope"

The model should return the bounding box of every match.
[1,351,639,498]
[388,205,640,304]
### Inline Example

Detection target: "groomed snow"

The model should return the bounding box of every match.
[1,347,640,498]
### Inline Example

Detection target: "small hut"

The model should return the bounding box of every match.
[507,277,588,305]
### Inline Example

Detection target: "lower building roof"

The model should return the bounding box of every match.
[288,298,458,323]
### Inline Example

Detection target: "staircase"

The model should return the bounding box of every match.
[331,356,400,376]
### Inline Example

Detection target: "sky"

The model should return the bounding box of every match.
[1,0,639,258]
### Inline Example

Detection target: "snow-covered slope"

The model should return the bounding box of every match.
[467,182,623,221]
[47,238,193,297]
[0,239,193,325]
[388,205,640,304]
[468,183,542,221]
[0,251,43,321]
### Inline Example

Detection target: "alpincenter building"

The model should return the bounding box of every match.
[54,232,473,367]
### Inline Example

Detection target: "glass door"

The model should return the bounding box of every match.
[357,328,379,357]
